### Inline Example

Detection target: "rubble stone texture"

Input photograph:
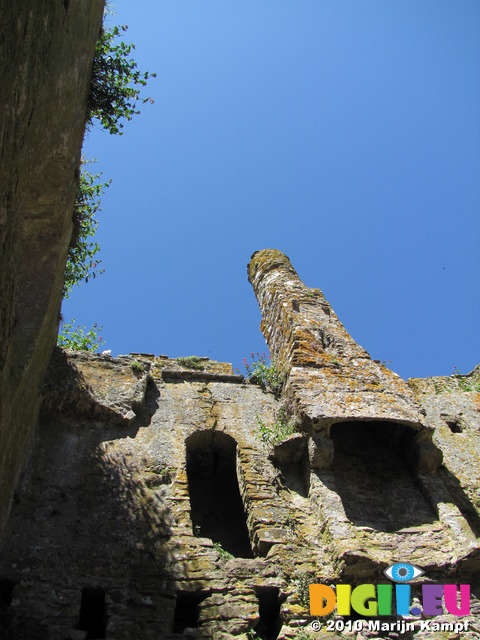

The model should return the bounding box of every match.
[0,0,105,533]
[0,250,479,639]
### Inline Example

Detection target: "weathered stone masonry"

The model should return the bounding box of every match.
[248,251,480,581]
[0,250,479,639]
[0,0,105,535]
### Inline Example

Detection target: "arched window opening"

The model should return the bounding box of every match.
[78,586,107,639]
[330,421,437,532]
[186,431,253,558]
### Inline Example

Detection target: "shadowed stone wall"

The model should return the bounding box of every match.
[0,0,105,533]
[0,354,478,637]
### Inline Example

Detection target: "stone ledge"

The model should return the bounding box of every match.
[161,369,244,383]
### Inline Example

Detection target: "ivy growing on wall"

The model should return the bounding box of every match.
[59,16,155,350]
[86,24,156,135]
[64,162,109,299]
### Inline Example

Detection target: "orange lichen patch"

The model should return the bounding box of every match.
[345,394,362,404]
[248,248,298,284]
[363,382,384,392]
[292,349,332,368]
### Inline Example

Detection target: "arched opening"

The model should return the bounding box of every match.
[186,431,253,558]
[330,421,437,532]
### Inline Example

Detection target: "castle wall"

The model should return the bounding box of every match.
[0,252,479,638]
[0,0,105,534]
[0,353,338,639]
[0,349,479,639]
[247,250,478,579]
[408,369,480,545]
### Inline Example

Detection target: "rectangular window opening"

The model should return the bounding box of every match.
[173,590,210,634]
[254,586,282,640]
[79,586,107,639]
[0,577,16,606]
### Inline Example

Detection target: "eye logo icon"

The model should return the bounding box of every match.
[384,563,424,583]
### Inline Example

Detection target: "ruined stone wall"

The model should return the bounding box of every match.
[0,252,479,639]
[408,368,480,541]
[0,0,105,533]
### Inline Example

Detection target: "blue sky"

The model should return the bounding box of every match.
[63,0,480,380]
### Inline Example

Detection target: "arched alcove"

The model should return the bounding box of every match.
[330,421,437,532]
[186,431,253,558]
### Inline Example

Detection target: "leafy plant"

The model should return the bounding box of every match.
[213,542,234,561]
[242,352,284,395]
[452,366,480,392]
[60,15,156,340]
[57,319,104,352]
[256,406,297,446]
[64,161,110,298]
[130,360,145,373]
[175,356,205,371]
[87,23,156,135]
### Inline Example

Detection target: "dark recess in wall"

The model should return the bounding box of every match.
[186,431,253,558]
[331,421,437,532]
[78,586,107,639]
[255,586,282,640]
[173,591,210,633]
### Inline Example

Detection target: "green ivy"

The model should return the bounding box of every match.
[57,319,104,352]
[64,162,110,298]
[66,22,154,293]
[256,406,297,446]
[60,17,156,348]
[87,24,156,135]
[213,542,234,561]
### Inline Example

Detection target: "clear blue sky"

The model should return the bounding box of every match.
[62,0,480,380]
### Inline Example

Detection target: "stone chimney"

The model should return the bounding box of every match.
[248,249,440,473]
